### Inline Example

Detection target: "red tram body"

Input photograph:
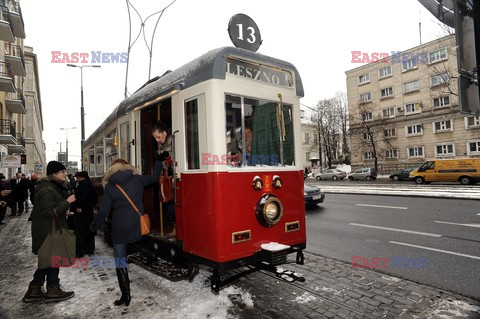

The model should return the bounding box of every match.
[83,47,306,291]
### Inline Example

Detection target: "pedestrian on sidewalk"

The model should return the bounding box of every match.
[0,173,11,225]
[74,171,97,257]
[9,172,28,216]
[27,174,38,222]
[23,161,76,303]
[89,158,162,307]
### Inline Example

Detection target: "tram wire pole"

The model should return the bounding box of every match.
[66,64,101,170]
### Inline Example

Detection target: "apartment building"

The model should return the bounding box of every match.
[0,0,45,177]
[346,34,480,173]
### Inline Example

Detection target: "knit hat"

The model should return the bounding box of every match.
[75,171,89,179]
[46,161,66,175]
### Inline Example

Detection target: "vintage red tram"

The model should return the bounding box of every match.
[82,46,306,291]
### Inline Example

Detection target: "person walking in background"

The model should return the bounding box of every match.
[74,171,97,257]
[66,174,76,230]
[0,173,11,225]
[27,174,38,222]
[22,174,30,214]
[9,172,29,216]
[23,161,76,303]
[90,158,162,307]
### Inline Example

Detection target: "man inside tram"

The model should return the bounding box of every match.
[151,121,175,237]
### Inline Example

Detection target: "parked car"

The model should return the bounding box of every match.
[316,169,347,181]
[304,183,325,208]
[348,167,377,181]
[389,167,416,181]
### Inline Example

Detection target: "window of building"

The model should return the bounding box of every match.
[385,149,398,159]
[364,151,374,160]
[381,87,394,99]
[363,132,371,141]
[433,96,450,108]
[382,107,395,118]
[304,132,310,144]
[467,140,480,156]
[358,73,370,85]
[402,59,417,72]
[384,128,396,138]
[406,124,423,136]
[306,152,310,162]
[404,80,420,93]
[431,72,449,86]
[313,133,318,145]
[405,102,422,115]
[433,119,453,133]
[408,146,424,158]
[429,48,448,64]
[435,143,455,157]
[360,92,371,103]
[363,112,373,121]
[378,66,392,79]
[465,116,480,129]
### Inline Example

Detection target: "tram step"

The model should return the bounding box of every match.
[128,252,189,282]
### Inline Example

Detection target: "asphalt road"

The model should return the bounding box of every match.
[305,193,480,299]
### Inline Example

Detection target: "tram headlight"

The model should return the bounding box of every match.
[256,194,283,227]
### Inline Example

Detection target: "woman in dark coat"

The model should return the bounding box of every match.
[90,158,161,306]
[23,161,76,303]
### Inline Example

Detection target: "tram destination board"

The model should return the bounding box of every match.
[228,13,262,52]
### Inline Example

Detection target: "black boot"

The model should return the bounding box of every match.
[114,268,131,306]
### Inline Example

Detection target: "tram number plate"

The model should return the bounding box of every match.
[312,195,322,200]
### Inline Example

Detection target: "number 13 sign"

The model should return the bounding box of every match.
[228,14,262,52]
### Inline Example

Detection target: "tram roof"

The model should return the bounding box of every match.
[84,46,304,146]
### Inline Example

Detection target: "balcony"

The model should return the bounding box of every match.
[4,0,24,38]
[0,119,16,144]
[0,5,15,42]
[5,43,25,76]
[0,61,15,92]
[8,133,25,154]
[6,89,25,114]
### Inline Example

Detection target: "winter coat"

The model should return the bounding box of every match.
[31,177,70,255]
[90,160,162,244]
[10,177,29,201]
[75,179,97,214]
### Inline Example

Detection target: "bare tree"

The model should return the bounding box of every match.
[333,92,350,163]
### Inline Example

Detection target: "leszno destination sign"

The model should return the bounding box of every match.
[228,14,262,52]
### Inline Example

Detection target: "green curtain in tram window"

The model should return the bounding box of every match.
[251,103,280,165]
[282,105,294,165]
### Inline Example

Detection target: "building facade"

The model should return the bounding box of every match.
[0,1,45,178]
[346,35,480,174]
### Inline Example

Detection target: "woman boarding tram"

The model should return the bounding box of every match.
[83,46,306,291]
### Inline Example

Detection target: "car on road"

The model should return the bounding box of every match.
[389,167,416,181]
[304,183,325,208]
[348,167,377,181]
[315,169,347,181]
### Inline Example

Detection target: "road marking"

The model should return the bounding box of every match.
[356,204,408,210]
[349,223,442,237]
[389,241,480,261]
[434,221,480,228]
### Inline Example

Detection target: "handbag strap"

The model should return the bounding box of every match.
[51,208,63,234]
[115,184,141,215]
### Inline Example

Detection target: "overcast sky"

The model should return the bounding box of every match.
[20,0,446,163]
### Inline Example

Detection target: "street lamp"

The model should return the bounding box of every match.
[66,64,101,169]
[60,127,76,171]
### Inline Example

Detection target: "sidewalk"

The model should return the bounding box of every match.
[1,214,479,319]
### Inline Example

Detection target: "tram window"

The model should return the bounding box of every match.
[119,122,130,163]
[105,129,118,167]
[225,95,295,167]
[185,99,200,169]
[95,140,104,175]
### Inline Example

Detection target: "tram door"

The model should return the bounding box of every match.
[140,98,172,234]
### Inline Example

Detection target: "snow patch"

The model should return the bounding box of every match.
[294,292,317,304]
